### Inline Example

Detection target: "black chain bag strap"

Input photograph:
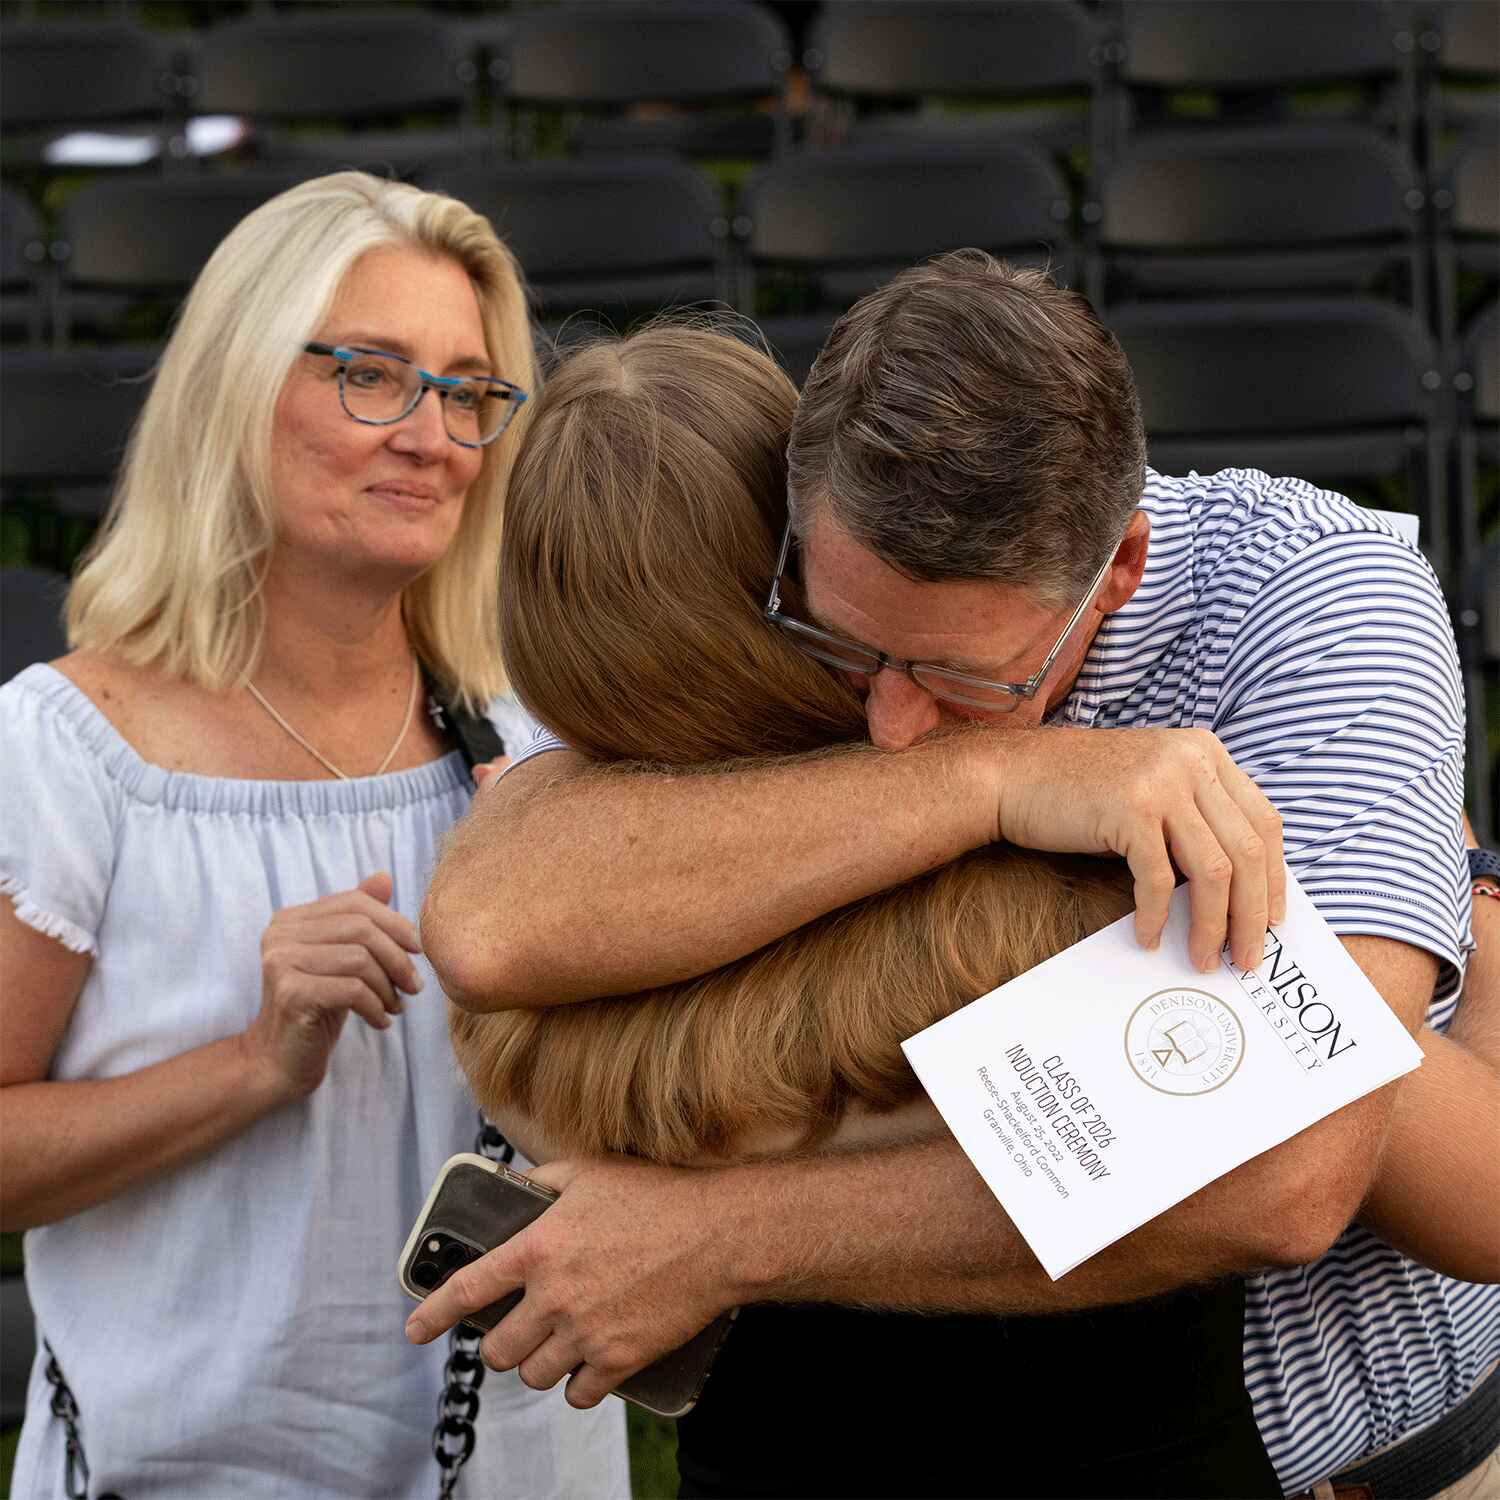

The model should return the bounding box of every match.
[41,1340,121,1500]
[424,672,520,1498]
[433,1116,518,1499]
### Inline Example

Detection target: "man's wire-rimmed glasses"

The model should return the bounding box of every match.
[304,342,527,449]
[762,515,1117,711]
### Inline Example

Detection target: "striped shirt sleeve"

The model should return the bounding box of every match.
[1214,526,1471,990]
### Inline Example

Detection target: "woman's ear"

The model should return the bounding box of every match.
[1097,509,1151,616]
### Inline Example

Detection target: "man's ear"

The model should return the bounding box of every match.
[1097,509,1150,615]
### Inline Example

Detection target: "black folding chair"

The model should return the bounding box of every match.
[1,345,158,566]
[1452,300,1497,576]
[1113,1,1419,157]
[189,13,478,176]
[1455,533,1500,846]
[1,568,70,684]
[739,139,1074,326]
[1,22,186,171]
[1433,120,1499,346]
[803,1,1108,167]
[747,313,838,387]
[497,1,793,161]
[1091,124,1428,320]
[50,172,307,343]
[1419,0,1500,162]
[427,157,730,329]
[1108,298,1450,579]
[1,187,47,345]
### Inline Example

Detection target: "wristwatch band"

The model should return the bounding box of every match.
[1468,847,1500,887]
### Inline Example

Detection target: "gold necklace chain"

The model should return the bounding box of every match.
[245,656,419,780]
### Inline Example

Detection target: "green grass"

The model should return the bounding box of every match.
[627,1406,680,1499]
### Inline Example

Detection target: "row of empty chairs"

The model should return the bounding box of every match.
[3,2,1496,175]
[5,123,1493,346]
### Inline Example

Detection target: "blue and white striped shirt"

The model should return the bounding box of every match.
[1059,468,1490,1494]
[516,466,1494,1495]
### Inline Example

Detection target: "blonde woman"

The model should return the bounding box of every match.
[0,173,627,1499]
[438,326,1283,1499]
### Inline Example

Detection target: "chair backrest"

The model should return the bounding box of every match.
[1102,126,1419,251]
[1110,297,1446,568]
[750,314,837,387]
[56,173,307,294]
[1,569,69,685]
[1,187,45,287]
[427,157,727,319]
[191,14,469,123]
[1462,302,1499,425]
[0,22,175,132]
[1109,298,1439,436]
[1095,125,1424,305]
[500,1,792,106]
[806,1,1101,100]
[1439,121,1500,237]
[1118,1,1412,91]
[1433,0,1500,80]
[0,346,158,485]
[743,141,1072,283]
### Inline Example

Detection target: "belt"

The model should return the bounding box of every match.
[1287,1361,1500,1500]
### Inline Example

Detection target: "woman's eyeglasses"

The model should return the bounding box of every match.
[304,342,527,449]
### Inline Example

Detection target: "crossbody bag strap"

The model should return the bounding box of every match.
[42,1339,122,1500]
[422,668,519,1497]
[432,1114,518,1499]
[421,669,507,775]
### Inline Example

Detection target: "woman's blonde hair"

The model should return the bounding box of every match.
[453,324,1131,1163]
[66,171,538,708]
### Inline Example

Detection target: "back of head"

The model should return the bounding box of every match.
[458,321,1133,1163]
[501,323,864,762]
[789,250,1146,608]
[67,171,537,706]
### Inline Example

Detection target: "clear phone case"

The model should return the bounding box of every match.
[398,1153,735,1419]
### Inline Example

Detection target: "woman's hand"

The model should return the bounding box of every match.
[240,871,423,1103]
[472,755,512,792]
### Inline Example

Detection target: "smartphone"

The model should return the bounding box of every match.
[398,1152,735,1419]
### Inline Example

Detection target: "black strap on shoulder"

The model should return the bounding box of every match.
[421,669,516,1497]
[421,667,508,772]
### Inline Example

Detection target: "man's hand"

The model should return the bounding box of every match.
[404,1158,738,1408]
[989,726,1286,972]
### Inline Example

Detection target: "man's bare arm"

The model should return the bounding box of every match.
[1360,849,1500,1282]
[425,740,989,1008]
[423,725,1285,1010]
[409,933,1417,1405]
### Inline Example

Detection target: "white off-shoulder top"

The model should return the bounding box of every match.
[0,664,627,1500]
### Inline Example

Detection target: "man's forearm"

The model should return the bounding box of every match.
[424,737,993,1010]
[710,1132,1291,1317]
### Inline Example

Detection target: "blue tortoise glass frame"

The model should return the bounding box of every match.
[304,342,528,449]
[763,514,1117,711]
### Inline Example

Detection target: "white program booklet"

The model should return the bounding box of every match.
[901,871,1423,1280]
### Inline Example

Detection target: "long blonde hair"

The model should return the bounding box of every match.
[451,325,1131,1162]
[66,171,537,708]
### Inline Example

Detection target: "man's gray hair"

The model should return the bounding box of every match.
[787,250,1146,606]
